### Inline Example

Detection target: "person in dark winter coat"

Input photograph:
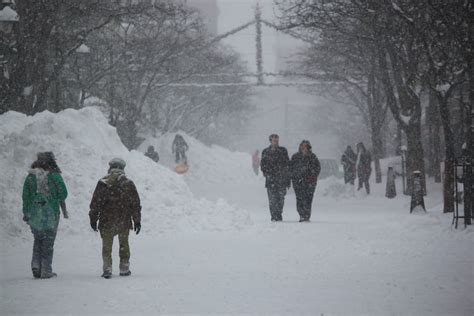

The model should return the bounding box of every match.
[145,145,159,163]
[89,158,141,279]
[172,134,189,163]
[290,140,321,222]
[356,142,372,194]
[260,134,290,221]
[22,152,68,279]
[341,146,357,185]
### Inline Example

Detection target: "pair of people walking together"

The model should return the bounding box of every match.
[22,153,141,279]
[261,134,321,222]
[340,142,372,194]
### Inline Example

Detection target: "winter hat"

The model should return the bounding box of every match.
[109,157,126,170]
[300,140,312,151]
[37,151,55,161]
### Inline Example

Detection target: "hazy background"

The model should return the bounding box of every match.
[188,0,343,158]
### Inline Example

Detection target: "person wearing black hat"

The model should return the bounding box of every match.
[89,158,142,279]
[290,140,321,222]
[260,134,291,221]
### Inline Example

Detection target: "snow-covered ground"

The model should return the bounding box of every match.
[1,108,472,315]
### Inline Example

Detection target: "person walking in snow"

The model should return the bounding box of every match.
[356,142,372,194]
[341,145,357,185]
[290,140,321,222]
[252,149,260,175]
[22,152,68,279]
[172,134,189,163]
[260,134,291,222]
[89,158,141,279]
[145,145,159,163]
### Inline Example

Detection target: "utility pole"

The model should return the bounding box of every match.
[255,2,263,85]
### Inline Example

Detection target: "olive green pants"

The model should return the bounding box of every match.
[100,229,130,273]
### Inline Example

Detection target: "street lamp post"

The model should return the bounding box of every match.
[0,2,18,113]
[0,4,18,34]
[74,43,91,108]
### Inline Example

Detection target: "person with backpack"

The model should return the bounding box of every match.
[290,140,321,222]
[89,158,141,279]
[172,134,189,163]
[22,152,68,279]
[260,134,291,222]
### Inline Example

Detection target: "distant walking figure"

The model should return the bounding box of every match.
[356,142,372,194]
[22,152,68,279]
[341,145,357,185]
[252,149,260,175]
[172,134,189,163]
[260,134,290,222]
[290,140,321,222]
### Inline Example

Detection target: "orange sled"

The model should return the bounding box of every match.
[175,163,189,174]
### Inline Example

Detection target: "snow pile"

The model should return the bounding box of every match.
[141,133,258,185]
[318,176,356,199]
[0,108,252,240]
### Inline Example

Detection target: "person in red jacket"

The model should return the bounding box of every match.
[252,149,260,175]
[290,140,321,222]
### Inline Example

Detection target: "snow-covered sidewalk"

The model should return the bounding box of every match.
[1,179,472,315]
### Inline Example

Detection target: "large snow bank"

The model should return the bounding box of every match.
[0,108,252,240]
[140,133,259,185]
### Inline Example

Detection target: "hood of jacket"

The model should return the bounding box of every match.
[29,168,50,196]
[101,168,126,187]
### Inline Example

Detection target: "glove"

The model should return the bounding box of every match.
[134,222,141,235]
[23,215,29,223]
[307,175,317,183]
[62,209,69,219]
[90,221,98,232]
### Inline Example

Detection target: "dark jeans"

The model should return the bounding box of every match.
[267,186,286,221]
[294,184,316,220]
[100,229,130,273]
[31,227,58,277]
[358,176,370,194]
[175,150,187,163]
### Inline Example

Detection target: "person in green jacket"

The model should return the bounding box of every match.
[22,152,68,279]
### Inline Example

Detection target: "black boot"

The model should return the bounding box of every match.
[101,271,112,279]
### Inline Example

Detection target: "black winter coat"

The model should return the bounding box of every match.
[290,152,321,187]
[357,150,372,179]
[260,146,290,189]
[89,170,141,232]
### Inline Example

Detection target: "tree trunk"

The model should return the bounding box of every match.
[404,121,425,194]
[371,125,383,183]
[439,96,456,213]
[427,91,442,182]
